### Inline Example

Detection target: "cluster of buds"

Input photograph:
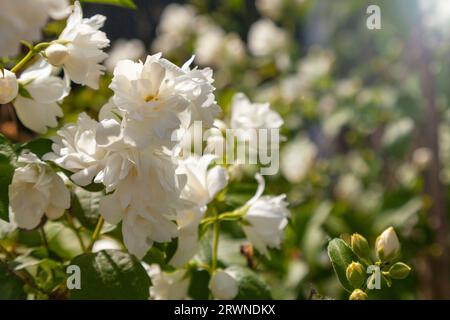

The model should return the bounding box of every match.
[345,226,411,300]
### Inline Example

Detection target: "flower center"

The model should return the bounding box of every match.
[144,94,159,102]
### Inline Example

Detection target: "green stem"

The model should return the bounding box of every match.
[65,212,87,252]
[0,244,51,297]
[40,227,49,251]
[200,206,247,227]
[211,216,220,272]
[11,42,51,73]
[88,216,104,252]
[0,258,50,296]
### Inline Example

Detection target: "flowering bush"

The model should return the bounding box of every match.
[0,0,448,300]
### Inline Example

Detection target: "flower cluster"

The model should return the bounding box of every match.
[1,2,290,301]
[0,1,107,133]
[0,0,426,302]
[335,227,412,300]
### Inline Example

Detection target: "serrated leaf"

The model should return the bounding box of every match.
[327,238,359,292]
[227,266,272,300]
[71,187,103,230]
[69,249,150,300]
[80,0,136,9]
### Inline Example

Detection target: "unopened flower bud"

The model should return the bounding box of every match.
[388,262,411,279]
[45,43,69,66]
[209,269,238,300]
[375,227,401,262]
[0,69,18,104]
[351,233,371,261]
[349,289,368,300]
[346,261,365,288]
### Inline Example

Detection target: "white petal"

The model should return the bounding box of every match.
[99,194,123,225]
[206,165,228,200]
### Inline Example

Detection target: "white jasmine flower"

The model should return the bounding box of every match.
[46,53,222,260]
[335,78,360,98]
[9,152,70,230]
[178,155,228,206]
[412,147,432,169]
[45,1,109,89]
[255,0,283,19]
[209,269,238,300]
[204,122,227,161]
[278,75,306,104]
[195,25,226,66]
[231,93,283,131]
[334,174,362,205]
[170,57,221,128]
[248,19,288,57]
[381,118,414,147]
[105,39,146,73]
[281,138,317,183]
[148,265,190,300]
[44,0,72,19]
[109,54,186,147]
[230,93,282,166]
[151,4,197,54]
[223,33,246,63]
[375,227,401,262]
[157,4,196,39]
[13,59,69,133]
[170,155,228,267]
[0,69,18,104]
[0,0,70,57]
[419,0,450,29]
[195,21,246,67]
[242,174,290,256]
[110,54,219,147]
[44,113,106,187]
[169,207,205,267]
[98,149,186,258]
[297,49,334,84]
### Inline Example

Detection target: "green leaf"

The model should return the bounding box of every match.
[69,250,150,299]
[80,181,105,192]
[227,266,272,300]
[71,187,103,230]
[0,134,16,222]
[16,138,53,159]
[327,238,359,292]
[143,246,166,267]
[188,269,210,300]
[0,263,26,299]
[18,84,33,99]
[195,234,212,265]
[80,0,136,9]
[44,221,88,260]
